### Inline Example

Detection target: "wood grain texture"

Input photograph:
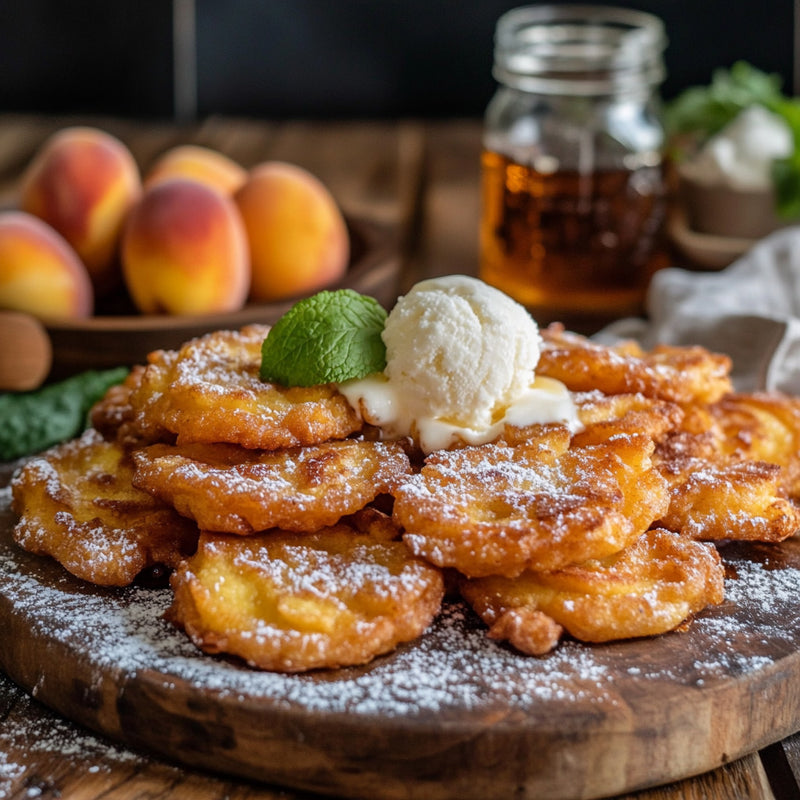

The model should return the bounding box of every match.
[786,732,800,781]
[401,119,482,291]
[612,753,777,800]
[0,671,302,800]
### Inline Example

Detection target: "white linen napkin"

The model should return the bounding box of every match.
[596,226,800,393]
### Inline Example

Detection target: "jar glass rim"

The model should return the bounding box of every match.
[493,4,667,94]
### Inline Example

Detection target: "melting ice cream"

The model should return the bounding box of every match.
[339,274,579,453]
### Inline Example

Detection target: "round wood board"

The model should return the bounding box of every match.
[1,486,800,800]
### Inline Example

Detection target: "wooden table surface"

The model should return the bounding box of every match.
[0,113,799,800]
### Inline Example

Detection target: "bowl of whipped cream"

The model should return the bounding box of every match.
[677,105,793,240]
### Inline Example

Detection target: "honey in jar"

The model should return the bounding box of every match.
[480,5,669,331]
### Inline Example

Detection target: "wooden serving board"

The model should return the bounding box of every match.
[2,484,800,800]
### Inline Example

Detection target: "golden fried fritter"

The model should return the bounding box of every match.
[571,391,684,447]
[537,324,732,404]
[655,454,800,543]
[131,438,412,534]
[682,392,800,501]
[128,325,361,450]
[89,364,158,447]
[11,429,198,586]
[496,391,682,451]
[651,391,800,541]
[393,426,669,578]
[460,528,724,655]
[167,510,444,672]
[12,315,800,668]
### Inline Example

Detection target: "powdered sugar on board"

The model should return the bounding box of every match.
[0,671,146,800]
[4,487,800,800]
[2,482,800,722]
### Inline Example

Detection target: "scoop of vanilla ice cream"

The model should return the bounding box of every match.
[337,275,578,453]
[381,274,541,429]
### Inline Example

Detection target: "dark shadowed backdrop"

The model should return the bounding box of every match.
[0,0,795,120]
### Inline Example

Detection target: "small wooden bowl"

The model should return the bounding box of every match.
[678,174,782,240]
[667,207,756,271]
[44,216,400,379]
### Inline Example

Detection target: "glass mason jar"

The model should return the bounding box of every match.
[479,4,669,331]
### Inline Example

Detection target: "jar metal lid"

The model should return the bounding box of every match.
[493,4,667,96]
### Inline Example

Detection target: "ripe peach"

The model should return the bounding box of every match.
[121,179,250,315]
[144,145,247,195]
[234,161,349,302]
[19,126,142,295]
[0,211,93,319]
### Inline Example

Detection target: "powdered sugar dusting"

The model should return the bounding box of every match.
[3,483,800,795]
[0,555,619,716]
[3,522,800,720]
[0,671,145,800]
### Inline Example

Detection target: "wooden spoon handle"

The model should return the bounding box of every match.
[0,311,52,392]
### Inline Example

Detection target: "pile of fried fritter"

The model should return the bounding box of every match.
[10,323,800,672]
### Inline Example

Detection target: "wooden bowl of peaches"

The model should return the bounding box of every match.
[0,127,400,382]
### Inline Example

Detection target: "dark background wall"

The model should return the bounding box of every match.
[0,0,795,121]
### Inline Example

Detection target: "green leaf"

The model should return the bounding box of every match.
[770,97,800,218]
[0,366,130,461]
[260,289,388,387]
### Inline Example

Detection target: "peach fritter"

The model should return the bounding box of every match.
[678,392,800,501]
[167,510,444,672]
[130,438,412,534]
[12,314,800,670]
[648,392,800,542]
[460,529,724,656]
[496,391,682,449]
[537,324,732,404]
[654,450,800,543]
[10,428,198,586]
[571,391,684,447]
[127,325,361,449]
[393,426,669,578]
[89,364,151,447]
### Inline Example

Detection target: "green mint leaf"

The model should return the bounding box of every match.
[260,289,387,387]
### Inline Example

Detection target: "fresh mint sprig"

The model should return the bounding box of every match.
[260,289,387,387]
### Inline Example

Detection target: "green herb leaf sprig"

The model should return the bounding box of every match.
[260,289,387,387]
